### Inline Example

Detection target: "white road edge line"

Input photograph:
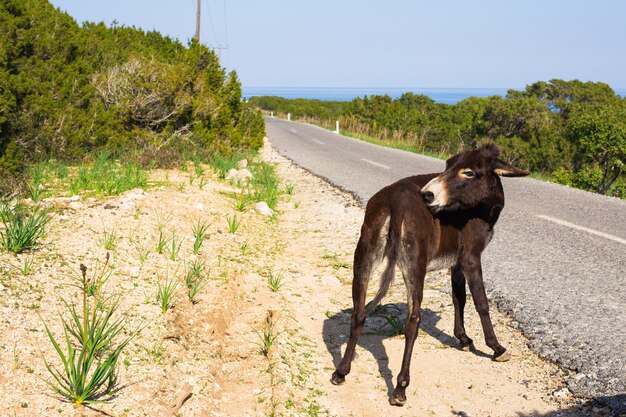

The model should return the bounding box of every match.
[312,139,325,145]
[535,214,626,246]
[361,158,390,170]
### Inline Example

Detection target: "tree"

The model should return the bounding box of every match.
[566,103,626,194]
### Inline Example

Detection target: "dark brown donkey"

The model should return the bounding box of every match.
[330,144,530,406]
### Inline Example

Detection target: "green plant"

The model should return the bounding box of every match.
[177,182,186,192]
[156,273,179,313]
[183,260,209,304]
[254,312,280,357]
[267,269,286,293]
[168,232,181,261]
[156,230,169,254]
[284,184,295,195]
[227,215,241,234]
[198,176,210,190]
[21,256,36,275]
[42,259,136,405]
[84,256,113,297]
[193,156,204,177]
[0,204,50,254]
[375,305,405,336]
[251,164,280,210]
[233,189,250,212]
[191,219,210,255]
[99,229,118,251]
[240,241,250,255]
[134,241,150,265]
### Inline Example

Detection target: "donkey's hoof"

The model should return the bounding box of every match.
[330,371,345,386]
[389,392,406,407]
[494,350,511,362]
[460,342,475,352]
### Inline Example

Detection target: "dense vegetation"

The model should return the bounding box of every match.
[250,80,626,198]
[0,0,265,186]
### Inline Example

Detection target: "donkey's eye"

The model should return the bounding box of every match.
[462,170,475,178]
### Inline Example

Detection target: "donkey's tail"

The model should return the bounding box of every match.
[364,222,399,316]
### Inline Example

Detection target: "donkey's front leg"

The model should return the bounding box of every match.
[463,259,510,362]
[451,264,474,351]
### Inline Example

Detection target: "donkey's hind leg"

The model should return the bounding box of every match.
[331,217,389,385]
[389,243,426,406]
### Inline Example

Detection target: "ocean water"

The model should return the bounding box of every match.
[243,86,511,105]
[243,86,626,105]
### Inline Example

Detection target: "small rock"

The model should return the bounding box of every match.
[195,203,205,210]
[254,202,274,217]
[128,267,141,278]
[69,195,81,201]
[225,168,253,183]
[237,159,248,169]
[552,387,570,398]
[322,275,341,287]
[68,201,83,210]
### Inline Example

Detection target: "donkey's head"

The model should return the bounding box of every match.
[420,144,530,213]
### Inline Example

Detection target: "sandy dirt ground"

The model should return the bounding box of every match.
[0,142,610,416]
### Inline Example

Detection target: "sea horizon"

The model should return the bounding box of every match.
[243,86,626,105]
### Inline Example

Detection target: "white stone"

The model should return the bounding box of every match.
[69,195,81,201]
[254,202,274,217]
[322,275,341,287]
[195,203,205,210]
[237,159,248,169]
[226,168,253,182]
[128,266,141,278]
[68,201,83,210]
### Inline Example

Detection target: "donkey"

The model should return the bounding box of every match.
[330,144,529,406]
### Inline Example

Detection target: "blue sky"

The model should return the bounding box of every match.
[49,0,626,89]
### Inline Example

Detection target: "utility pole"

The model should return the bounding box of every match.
[194,0,201,42]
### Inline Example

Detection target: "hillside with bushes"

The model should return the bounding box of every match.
[0,0,265,181]
[250,80,626,198]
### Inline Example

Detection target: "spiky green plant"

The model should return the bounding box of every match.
[0,204,50,254]
[191,219,210,255]
[156,274,179,314]
[21,256,35,275]
[267,270,286,293]
[233,189,250,212]
[183,259,209,304]
[227,215,240,234]
[99,229,118,251]
[168,232,181,261]
[42,257,137,405]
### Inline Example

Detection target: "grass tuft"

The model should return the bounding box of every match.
[156,273,179,314]
[227,215,241,234]
[0,204,50,254]
[191,219,211,255]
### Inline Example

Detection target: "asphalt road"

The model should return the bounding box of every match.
[265,117,626,411]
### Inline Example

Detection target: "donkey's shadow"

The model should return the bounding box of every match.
[322,303,489,396]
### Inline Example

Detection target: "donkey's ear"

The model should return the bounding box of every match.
[493,159,530,177]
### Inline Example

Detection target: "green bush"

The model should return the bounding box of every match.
[0,0,265,175]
